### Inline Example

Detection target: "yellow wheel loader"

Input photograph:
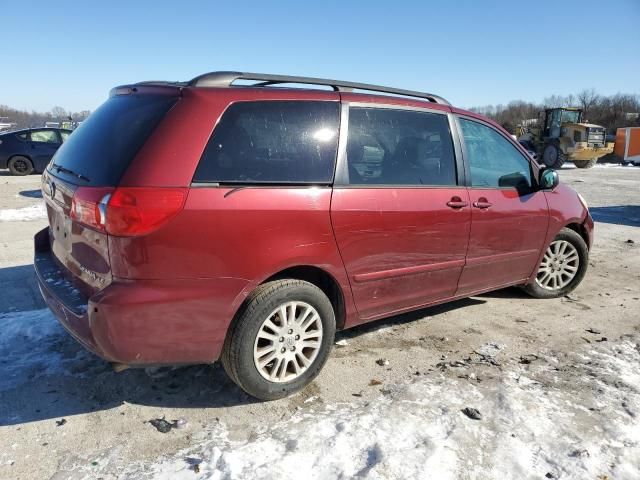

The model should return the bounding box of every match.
[516,107,613,169]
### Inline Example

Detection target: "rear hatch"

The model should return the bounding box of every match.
[42,88,179,297]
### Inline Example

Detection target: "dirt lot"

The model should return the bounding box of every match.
[0,165,639,479]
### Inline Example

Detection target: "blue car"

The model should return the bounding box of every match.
[0,128,72,175]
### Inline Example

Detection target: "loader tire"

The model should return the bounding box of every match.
[542,144,566,169]
[573,158,598,169]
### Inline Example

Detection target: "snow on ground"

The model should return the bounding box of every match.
[2,307,638,479]
[75,339,637,480]
[0,309,97,395]
[594,163,640,169]
[561,163,640,171]
[0,202,46,221]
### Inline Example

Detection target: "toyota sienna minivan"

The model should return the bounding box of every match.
[35,71,593,400]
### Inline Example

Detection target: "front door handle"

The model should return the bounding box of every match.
[446,196,469,209]
[473,198,492,209]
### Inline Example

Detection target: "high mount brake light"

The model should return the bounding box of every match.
[71,187,188,236]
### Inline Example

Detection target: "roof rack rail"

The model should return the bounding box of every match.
[188,71,450,105]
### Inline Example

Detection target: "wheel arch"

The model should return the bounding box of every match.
[7,154,35,173]
[263,265,346,330]
[8,153,34,163]
[564,222,590,250]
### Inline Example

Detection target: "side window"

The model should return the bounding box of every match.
[16,132,28,141]
[346,108,456,186]
[194,101,339,184]
[60,131,71,142]
[30,130,59,143]
[459,118,532,190]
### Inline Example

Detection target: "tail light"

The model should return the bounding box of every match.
[71,187,188,236]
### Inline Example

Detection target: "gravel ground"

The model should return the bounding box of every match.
[0,164,639,479]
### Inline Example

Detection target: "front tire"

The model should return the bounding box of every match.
[573,158,598,169]
[221,279,336,400]
[522,228,588,299]
[8,156,34,176]
[542,144,566,169]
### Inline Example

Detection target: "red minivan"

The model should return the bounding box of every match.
[35,72,593,400]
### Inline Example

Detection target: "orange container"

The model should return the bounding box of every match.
[615,127,640,163]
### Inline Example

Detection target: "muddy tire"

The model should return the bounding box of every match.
[542,144,566,169]
[522,228,588,299]
[573,158,598,169]
[8,156,34,176]
[221,279,336,401]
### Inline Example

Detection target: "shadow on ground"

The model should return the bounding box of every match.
[19,189,43,199]
[0,264,45,314]
[590,205,640,227]
[0,268,533,427]
[0,171,41,177]
[0,297,520,427]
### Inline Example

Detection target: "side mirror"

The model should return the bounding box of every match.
[539,169,559,190]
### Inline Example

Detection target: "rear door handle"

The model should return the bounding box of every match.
[446,197,469,209]
[472,198,492,209]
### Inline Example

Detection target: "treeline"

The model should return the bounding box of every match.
[0,105,91,129]
[470,89,640,134]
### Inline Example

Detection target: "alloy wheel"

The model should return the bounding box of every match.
[535,240,580,290]
[253,301,323,383]
[13,159,29,173]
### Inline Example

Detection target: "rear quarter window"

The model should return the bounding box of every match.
[193,101,340,184]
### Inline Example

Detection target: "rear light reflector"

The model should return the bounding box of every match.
[71,187,114,232]
[71,187,188,237]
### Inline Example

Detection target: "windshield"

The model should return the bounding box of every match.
[560,110,581,124]
[47,94,177,186]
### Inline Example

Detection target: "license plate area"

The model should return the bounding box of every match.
[51,209,73,252]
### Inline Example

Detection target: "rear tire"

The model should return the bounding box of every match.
[522,228,588,299]
[573,158,598,169]
[221,279,336,400]
[8,156,34,176]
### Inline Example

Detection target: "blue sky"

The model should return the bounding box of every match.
[1,0,638,112]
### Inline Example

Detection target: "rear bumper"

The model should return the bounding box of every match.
[35,228,100,354]
[34,228,250,366]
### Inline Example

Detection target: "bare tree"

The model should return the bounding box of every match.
[0,105,93,129]
[50,106,67,120]
[470,90,639,134]
[543,95,566,108]
[576,89,600,119]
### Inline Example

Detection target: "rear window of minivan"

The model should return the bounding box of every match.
[193,101,340,184]
[48,94,177,186]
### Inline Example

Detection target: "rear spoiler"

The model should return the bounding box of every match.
[109,84,183,97]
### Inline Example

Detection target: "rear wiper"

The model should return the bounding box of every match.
[51,163,90,182]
